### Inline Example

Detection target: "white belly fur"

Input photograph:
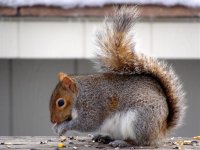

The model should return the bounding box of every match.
[99,110,137,140]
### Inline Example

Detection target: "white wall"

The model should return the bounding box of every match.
[1,18,200,59]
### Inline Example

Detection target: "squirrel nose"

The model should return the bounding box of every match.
[52,120,56,123]
[51,117,57,124]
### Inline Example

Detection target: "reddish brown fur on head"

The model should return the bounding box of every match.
[50,72,77,124]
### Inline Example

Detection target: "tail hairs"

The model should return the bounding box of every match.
[93,6,186,130]
[94,6,139,73]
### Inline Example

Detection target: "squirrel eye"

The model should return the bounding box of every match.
[57,99,65,107]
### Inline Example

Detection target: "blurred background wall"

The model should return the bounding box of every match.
[0,5,200,137]
[0,59,200,136]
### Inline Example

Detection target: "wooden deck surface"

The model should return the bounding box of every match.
[0,136,199,150]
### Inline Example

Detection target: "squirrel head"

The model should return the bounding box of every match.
[49,72,78,124]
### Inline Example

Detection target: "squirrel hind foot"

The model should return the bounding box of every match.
[92,134,114,144]
[109,140,132,148]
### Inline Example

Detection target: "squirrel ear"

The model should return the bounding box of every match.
[58,72,77,93]
[62,76,77,93]
[62,77,72,88]
[58,72,68,82]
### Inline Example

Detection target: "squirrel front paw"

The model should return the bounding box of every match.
[52,122,67,136]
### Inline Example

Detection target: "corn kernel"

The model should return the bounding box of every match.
[57,142,65,148]
[59,136,67,142]
[193,136,200,140]
[176,140,183,150]
[183,140,191,145]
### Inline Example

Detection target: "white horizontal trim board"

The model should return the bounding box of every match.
[85,21,101,58]
[134,23,152,56]
[85,21,152,58]
[0,21,18,58]
[19,20,84,58]
[0,18,199,59]
[152,22,200,59]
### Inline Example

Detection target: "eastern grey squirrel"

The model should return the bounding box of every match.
[49,6,186,147]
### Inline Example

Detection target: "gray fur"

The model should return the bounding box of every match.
[52,6,186,146]
[54,74,168,146]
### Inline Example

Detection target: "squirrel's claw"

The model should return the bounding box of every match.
[52,122,67,136]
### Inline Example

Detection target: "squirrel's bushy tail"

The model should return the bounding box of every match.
[94,6,186,130]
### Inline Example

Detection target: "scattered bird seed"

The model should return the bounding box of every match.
[4,142,12,145]
[183,140,191,145]
[73,146,78,149]
[172,142,177,145]
[95,146,105,149]
[84,144,91,147]
[59,136,67,142]
[68,136,75,140]
[132,146,157,149]
[78,139,86,142]
[69,142,74,144]
[40,140,48,144]
[176,140,184,149]
[57,142,65,148]
[88,134,93,138]
[193,136,200,140]
[191,141,199,146]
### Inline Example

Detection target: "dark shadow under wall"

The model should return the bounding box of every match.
[167,60,200,136]
[0,59,199,136]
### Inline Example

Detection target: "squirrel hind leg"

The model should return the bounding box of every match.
[134,108,166,146]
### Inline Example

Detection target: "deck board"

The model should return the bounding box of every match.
[0,136,199,150]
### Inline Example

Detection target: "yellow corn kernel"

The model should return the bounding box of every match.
[183,140,191,145]
[176,140,183,150]
[57,142,65,148]
[59,136,67,142]
[193,136,200,140]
